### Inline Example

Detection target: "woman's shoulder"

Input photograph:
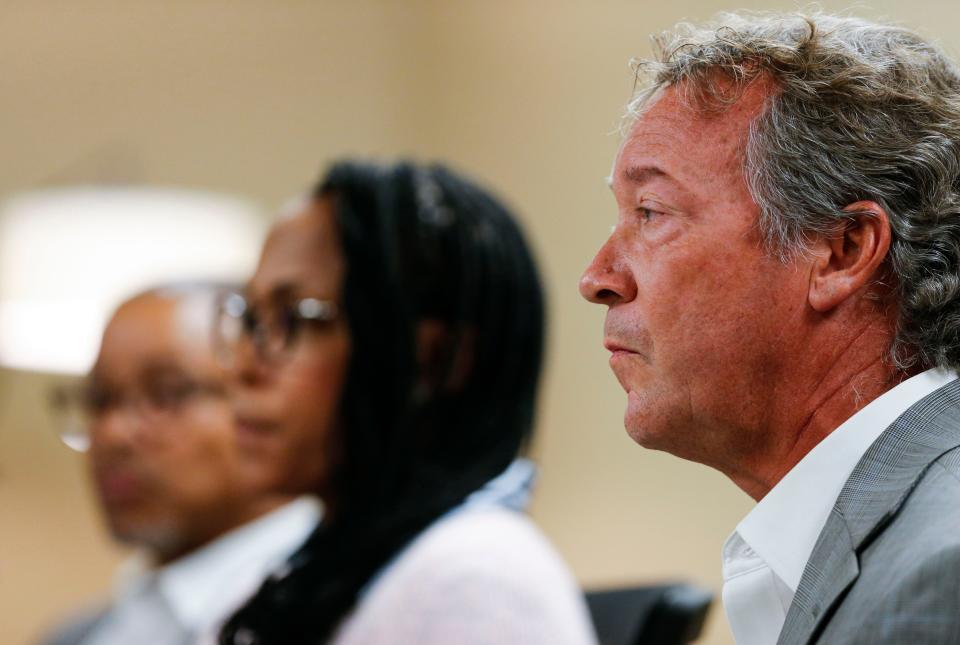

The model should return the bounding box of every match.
[404,506,566,573]
[333,507,597,645]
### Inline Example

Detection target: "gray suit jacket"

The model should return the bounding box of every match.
[778,377,960,644]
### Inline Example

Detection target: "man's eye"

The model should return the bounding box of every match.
[85,388,116,414]
[637,207,659,222]
[146,380,194,409]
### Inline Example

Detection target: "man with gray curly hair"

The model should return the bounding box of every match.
[580,11,960,645]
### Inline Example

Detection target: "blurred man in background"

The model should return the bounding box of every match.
[581,11,960,645]
[44,284,320,645]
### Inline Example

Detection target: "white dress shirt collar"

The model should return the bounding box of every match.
[463,457,537,512]
[721,367,957,645]
[113,495,321,640]
[731,367,958,592]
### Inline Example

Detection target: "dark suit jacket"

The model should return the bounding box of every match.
[778,377,960,644]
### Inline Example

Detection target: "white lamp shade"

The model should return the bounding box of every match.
[0,186,267,375]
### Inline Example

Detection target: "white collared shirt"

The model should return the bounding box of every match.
[86,496,321,645]
[721,367,958,645]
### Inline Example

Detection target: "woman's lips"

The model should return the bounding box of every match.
[235,413,275,432]
[234,416,279,448]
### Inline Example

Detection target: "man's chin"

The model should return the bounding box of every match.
[110,520,183,556]
[623,391,693,456]
[624,421,671,452]
[624,422,708,466]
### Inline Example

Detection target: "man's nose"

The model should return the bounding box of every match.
[579,234,636,305]
[90,407,142,451]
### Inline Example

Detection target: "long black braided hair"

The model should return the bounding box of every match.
[219,160,546,644]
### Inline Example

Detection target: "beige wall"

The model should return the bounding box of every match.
[3,2,960,643]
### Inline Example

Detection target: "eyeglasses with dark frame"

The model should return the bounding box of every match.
[214,292,340,367]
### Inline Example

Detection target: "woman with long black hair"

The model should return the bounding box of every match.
[214,160,596,645]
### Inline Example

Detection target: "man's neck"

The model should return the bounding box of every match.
[154,493,297,566]
[731,323,907,501]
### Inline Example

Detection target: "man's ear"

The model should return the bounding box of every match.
[808,201,892,313]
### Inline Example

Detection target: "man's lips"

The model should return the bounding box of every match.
[604,339,642,355]
[603,316,652,360]
[604,339,650,378]
[603,340,647,393]
[95,469,147,505]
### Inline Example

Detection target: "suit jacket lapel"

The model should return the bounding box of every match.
[778,377,960,645]
[776,509,858,645]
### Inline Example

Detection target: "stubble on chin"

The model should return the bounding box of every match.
[111,518,184,558]
[621,384,698,458]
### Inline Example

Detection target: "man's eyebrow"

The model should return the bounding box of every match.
[140,361,189,382]
[622,164,675,186]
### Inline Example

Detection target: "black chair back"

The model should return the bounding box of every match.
[585,583,713,645]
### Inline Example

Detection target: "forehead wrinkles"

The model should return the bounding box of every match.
[620,86,759,186]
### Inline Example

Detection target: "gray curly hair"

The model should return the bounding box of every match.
[628,11,960,372]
